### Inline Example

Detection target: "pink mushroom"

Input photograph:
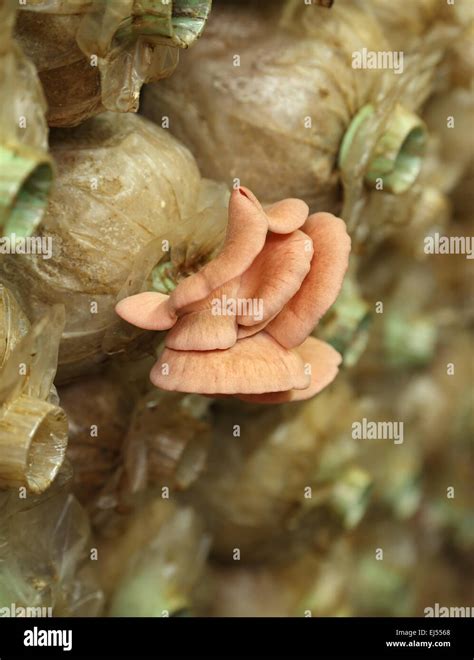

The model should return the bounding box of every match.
[116,187,351,403]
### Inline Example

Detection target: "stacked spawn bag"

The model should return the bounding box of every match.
[60,366,213,532]
[144,0,389,214]
[142,0,461,249]
[349,330,474,616]
[97,496,211,617]
[193,246,467,616]
[142,0,473,616]
[1,0,471,619]
[58,370,139,509]
[31,0,453,616]
[0,111,230,382]
[347,128,474,617]
[5,1,224,387]
[194,538,354,617]
[0,286,67,495]
[58,364,216,616]
[0,0,53,237]
[0,0,216,618]
[0,68,228,615]
[15,0,212,127]
[179,380,372,565]
[0,465,104,616]
[0,281,103,617]
[61,366,372,615]
[0,0,104,617]
[338,0,474,617]
[0,0,68,499]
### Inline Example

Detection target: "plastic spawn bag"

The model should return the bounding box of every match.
[142,0,456,248]
[0,289,68,494]
[16,0,212,126]
[184,381,371,563]
[0,465,104,616]
[0,0,52,236]
[0,112,229,381]
[97,497,210,616]
[60,367,212,531]
[370,0,473,90]
[58,371,138,508]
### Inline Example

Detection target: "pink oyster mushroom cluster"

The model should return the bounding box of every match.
[116,187,351,403]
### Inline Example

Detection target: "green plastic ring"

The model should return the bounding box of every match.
[0,144,53,237]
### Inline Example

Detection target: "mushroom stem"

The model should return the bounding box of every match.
[0,394,68,493]
[0,143,53,237]
[339,104,427,194]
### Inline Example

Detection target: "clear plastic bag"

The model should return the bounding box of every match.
[0,112,229,380]
[16,0,211,126]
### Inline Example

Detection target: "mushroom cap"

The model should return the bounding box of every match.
[236,337,342,403]
[265,198,309,234]
[115,291,174,330]
[167,187,268,314]
[266,213,351,348]
[236,229,313,326]
[165,279,240,350]
[150,331,311,394]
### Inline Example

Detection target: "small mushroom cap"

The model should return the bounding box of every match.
[165,279,240,350]
[167,187,268,314]
[115,292,175,330]
[165,309,238,351]
[264,198,309,234]
[267,213,351,348]
[237,230,313,326]
[150,331,310,394]
[236,337,342,403]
